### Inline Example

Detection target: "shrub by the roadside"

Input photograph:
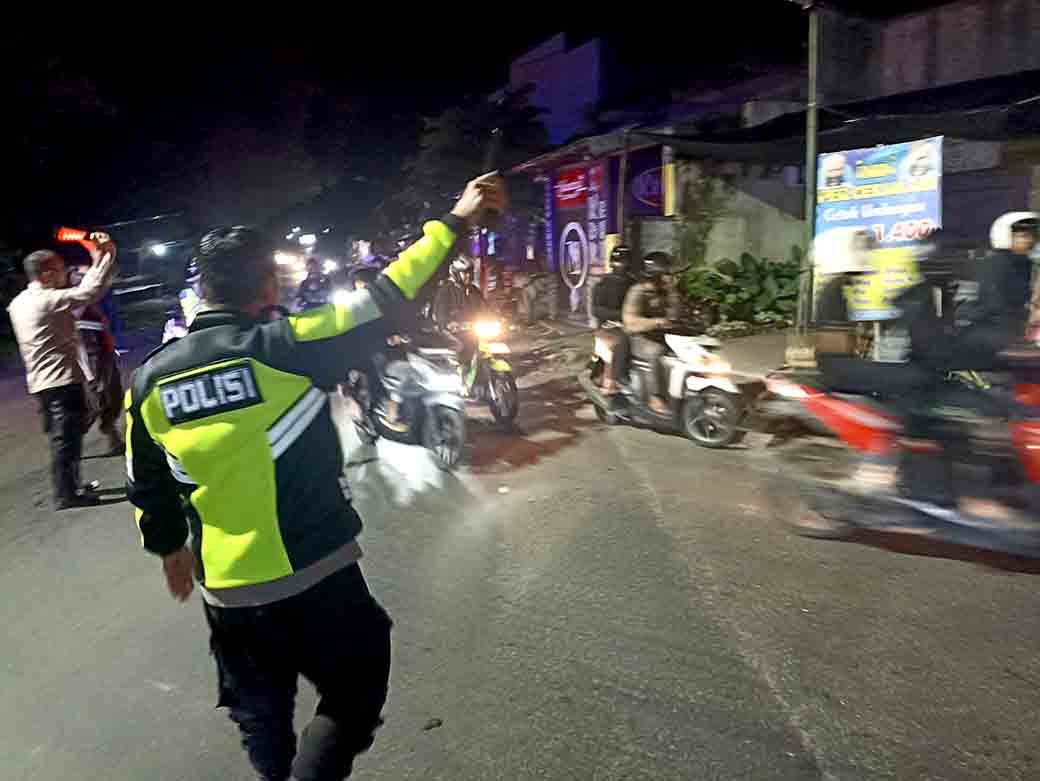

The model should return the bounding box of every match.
[682,247,803,325]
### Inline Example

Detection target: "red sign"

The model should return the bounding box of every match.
[555,168,588,208]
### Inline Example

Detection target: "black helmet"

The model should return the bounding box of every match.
[351,265,380,289]
[609,245,632,275]
[642,251,674,279]
[450,256,474,285]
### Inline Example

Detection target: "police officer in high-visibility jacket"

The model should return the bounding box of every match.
[126,175,506,781]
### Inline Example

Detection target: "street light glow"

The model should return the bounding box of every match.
[299,234,317,247]
[323,259,339,274]
[274,252,302,266]
[149,243,168,257]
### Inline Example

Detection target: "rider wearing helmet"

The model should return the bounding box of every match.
[350,265,381,291]
[432,255,485,327]
[592,245,637,393]
[813,228,876,357]
[294,257,331,311]
[432,255,487,371]
[955,212,1039,366]
[622,251,681,415]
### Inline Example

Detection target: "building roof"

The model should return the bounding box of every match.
[512,69,1040,172]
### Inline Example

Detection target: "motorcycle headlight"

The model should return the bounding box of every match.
[475,319,503,340]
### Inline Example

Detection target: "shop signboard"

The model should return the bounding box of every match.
[621,146,665,218]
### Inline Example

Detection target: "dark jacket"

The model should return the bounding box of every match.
[592,272,633,323]
[965,249,1032,332]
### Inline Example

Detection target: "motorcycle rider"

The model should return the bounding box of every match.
[295,256,331,311]
[813,228,961,504]
[432,255,487,372]
[350,265,380,291]
[622,252,681,416]
[955,212,1039,367]
[126,174,505,781]
[432,255,485,326]
[592,245,636,394]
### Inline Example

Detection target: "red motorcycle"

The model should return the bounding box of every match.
[755,352,1040,557]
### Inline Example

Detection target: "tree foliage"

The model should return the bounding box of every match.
[673,166,734,271]
[393,86,549,234]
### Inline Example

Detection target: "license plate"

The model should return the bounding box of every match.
[486,342,511,354]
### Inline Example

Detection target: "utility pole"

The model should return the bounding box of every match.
[794,0,819,334]
[781,0,821,368]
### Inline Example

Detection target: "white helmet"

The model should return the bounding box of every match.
[989,212,1040,250]
[813,227,875,275]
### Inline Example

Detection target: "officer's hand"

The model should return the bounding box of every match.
[451,173,507,223]
[80,235,117,269]
[162,546,196,602]
[656,318,674,330]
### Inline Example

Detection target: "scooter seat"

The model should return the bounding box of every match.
[416,347,455,356]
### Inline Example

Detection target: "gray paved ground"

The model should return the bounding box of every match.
[1,332,1038,779]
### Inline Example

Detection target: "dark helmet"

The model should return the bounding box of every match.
[351,265,380,289]
[642,251,674,279]
[609,245,633,276]
[450,256,474,285]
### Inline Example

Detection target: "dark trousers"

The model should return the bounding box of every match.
[87,352,124,436]
[36,383,86,503]
[204,563,392,781]
[631,335,667,398]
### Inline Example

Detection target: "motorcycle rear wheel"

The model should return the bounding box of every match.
[683,390,743,448]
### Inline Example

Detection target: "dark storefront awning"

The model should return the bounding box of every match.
[513,70,1040,172]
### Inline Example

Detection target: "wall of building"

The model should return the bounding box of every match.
[511,36,602,146]
[678,163,806,267]
[821,0,1040,104]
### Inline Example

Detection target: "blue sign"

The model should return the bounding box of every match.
[815,136,943,246]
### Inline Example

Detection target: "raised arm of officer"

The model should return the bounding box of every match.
[287,174,506,386]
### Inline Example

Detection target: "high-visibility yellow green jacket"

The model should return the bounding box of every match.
[126,217,461,607]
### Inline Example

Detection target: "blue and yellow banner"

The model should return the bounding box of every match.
[815,136,943,246]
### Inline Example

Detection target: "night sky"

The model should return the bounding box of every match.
[2,3,950,247]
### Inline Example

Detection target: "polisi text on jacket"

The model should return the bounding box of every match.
[160,363,262,424]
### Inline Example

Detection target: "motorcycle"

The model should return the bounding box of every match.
[343,338,468,471]
[755,351,1040,557]
[579,330,761,448]
[450,317,519,428]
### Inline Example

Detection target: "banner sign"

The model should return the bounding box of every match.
[586,163,608,268]
[616,146,665,219]
[555,169,588,208]
[815,136,943,246]
[842,246,923,322]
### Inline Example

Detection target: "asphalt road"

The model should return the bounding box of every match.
[1,350,1039,779]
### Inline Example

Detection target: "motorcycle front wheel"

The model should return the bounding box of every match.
[488,372,519,427]
[765,440,857,540]
[423,405,466,470]
[683,390,743,448]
